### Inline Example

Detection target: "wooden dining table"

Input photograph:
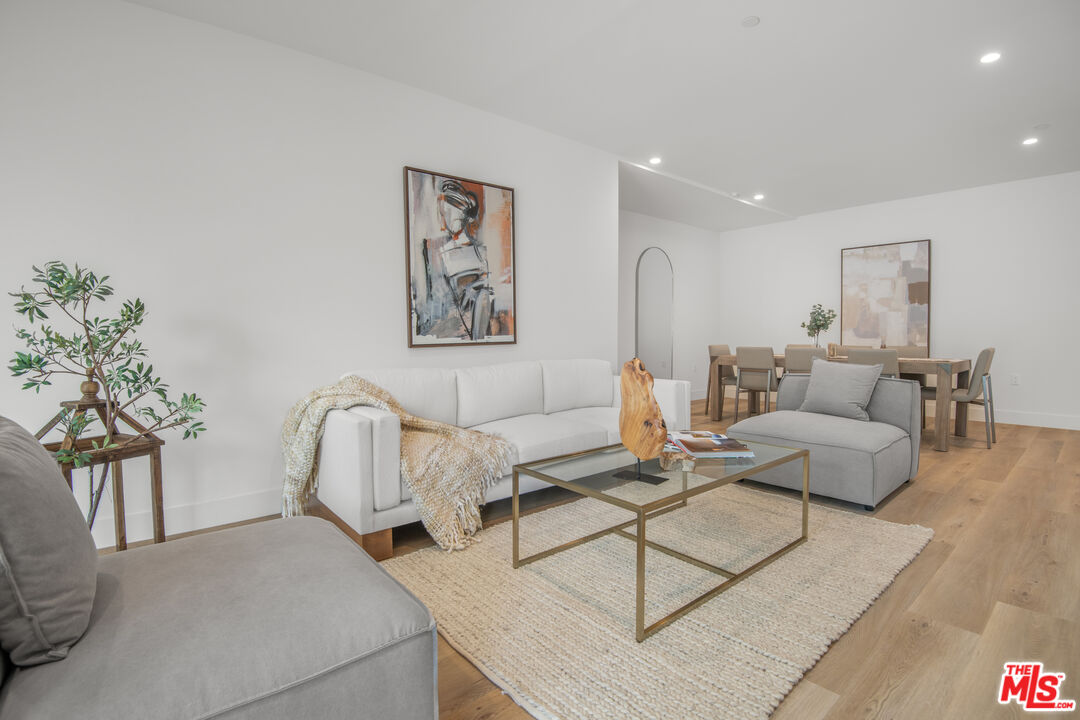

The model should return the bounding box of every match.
[709,354,972,451]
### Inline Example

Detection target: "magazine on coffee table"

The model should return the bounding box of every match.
[666,431,755,459]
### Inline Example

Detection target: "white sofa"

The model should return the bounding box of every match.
[316,359,691,541]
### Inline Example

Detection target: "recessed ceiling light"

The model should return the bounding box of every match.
[1022,137,1039,146]
[741,16,760,28]
[980,52,1001,64]
[648,156,662,165]
[753,193,765,201]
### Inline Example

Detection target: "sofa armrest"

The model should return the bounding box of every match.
[777,373,810,410]
[867,377,921,478]
[652,378,692,431]
[317,407,402,535]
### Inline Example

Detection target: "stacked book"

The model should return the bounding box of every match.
[665,431,755,459]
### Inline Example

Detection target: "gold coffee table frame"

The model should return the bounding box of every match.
[512,441,809,642]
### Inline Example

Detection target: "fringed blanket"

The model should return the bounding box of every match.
[281,375,514,550]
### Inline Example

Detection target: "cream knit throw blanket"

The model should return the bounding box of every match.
[281,375,514,551]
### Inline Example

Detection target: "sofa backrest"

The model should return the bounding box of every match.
[540,359,614,414]
[455,361,544,427]
[343,359,618,428]
[341,368,458,426]
[777,372,921,476]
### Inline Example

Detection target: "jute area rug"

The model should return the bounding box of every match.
[383,479,933,720]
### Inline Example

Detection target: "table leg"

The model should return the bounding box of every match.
[635,510,646,643]
[150,448,165,543]
[707,362,721,421]
[934,364,952,451]
[512,470,520,567]
[748,391,760,416]
[802,455,809,539]
[112,460,127,551]
[954,369,970,438]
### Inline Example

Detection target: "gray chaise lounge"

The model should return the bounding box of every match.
[726,373,921,510]
[0,416,437,720]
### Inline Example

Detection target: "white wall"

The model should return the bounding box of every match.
[619,172,1080,429]
[0,0,619,546]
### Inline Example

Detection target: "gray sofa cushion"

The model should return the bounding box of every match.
[0,417,98,667]
[728,411,911,506]
[0,517,437,720]
[798,357,882,421]
[732,410,906,455]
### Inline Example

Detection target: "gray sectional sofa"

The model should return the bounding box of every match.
[0,417,437,720]
[726,372,921,510]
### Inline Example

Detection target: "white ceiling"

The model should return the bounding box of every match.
[126,0,1080,231]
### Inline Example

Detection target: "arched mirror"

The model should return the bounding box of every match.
[635,247,674,379]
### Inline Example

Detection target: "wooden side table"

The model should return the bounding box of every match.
[36,380,166,551]
[42,433,165,551]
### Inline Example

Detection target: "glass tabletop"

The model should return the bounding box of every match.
[515,441,806,511]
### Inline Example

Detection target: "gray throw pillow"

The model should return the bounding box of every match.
[798,358,882,421]
[0,416,98,666]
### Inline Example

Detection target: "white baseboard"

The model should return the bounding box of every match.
[90,487,282,549]
[993,409,1080,431]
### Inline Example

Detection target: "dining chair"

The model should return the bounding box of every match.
[921,347,997,448]
[784,345,826,373]
[733,346,777,423]
[847,348,900,377]
[895,345,930,359]
[706,344,737,420]
[837,344,875,355]
[895,344,930,385]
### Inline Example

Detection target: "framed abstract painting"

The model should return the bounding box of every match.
[840,239,931,356]
[403,167,516,347]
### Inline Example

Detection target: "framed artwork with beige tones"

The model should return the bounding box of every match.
[403,167,516,347]
[841,239,930,357]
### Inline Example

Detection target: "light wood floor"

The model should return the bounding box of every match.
[413,397,1080,720]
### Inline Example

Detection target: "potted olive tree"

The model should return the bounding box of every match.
[8,261,206,529]
[800,303,838,347]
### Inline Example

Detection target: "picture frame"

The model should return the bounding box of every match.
[840,239,931,356]
[403,167,516,348]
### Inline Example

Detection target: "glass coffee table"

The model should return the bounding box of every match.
[512,441,809,642]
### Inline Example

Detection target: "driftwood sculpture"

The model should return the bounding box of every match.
[619,358,667,461]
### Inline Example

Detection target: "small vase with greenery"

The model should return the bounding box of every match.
[8,261,206,529]
[800,303,838,347]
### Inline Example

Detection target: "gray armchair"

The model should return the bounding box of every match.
[0,417,437,720]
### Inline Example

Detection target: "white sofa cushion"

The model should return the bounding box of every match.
[455,362,543,427]
[342,368,457,426]
[540,359,614,413]
[470,414,609,474]
[548,407,621,444]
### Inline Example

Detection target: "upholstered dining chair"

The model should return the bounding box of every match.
[847,348,900,377]
[921,347,997,448]
[837,344,875,355]
[706,344,737,420]
[784,345,826,374]
[733,346,777,423]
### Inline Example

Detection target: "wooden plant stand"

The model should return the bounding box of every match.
[35,378,166,552]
